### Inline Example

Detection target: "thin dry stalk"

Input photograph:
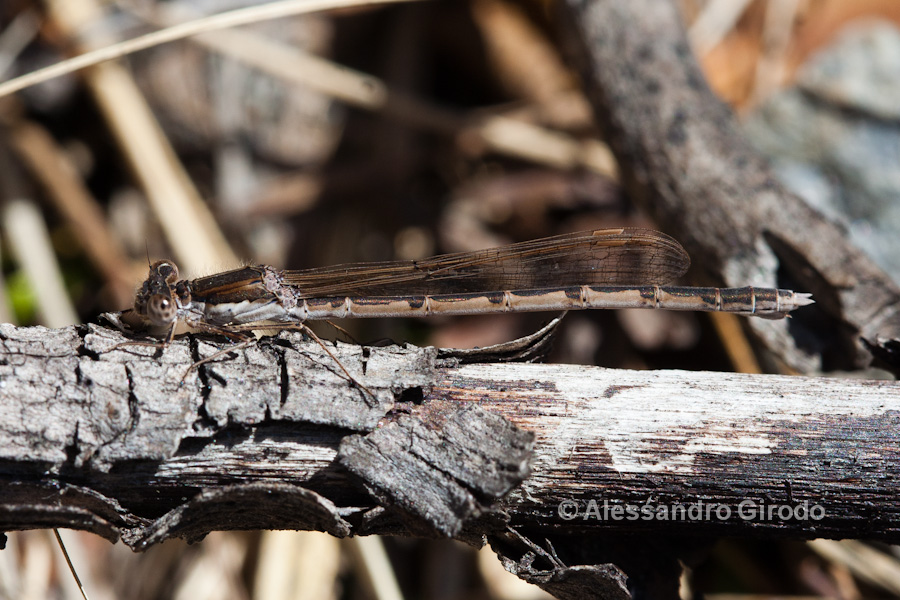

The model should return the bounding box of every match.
[1,198,78,327]
[43,0,240,275]
[9,120,136,307]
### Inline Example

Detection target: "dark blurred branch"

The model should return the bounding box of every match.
[556,0,900,373]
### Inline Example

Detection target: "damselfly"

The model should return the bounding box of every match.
[124,227,813,342]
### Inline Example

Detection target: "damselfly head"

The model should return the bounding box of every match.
[133,260,184,326]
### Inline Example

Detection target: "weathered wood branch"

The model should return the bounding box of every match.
[1,322,898,554]
[556,0,900,375]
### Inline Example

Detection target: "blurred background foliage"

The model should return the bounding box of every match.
[0,0,898,598]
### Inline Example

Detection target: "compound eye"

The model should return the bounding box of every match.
[149,260,179,283]
[147,294,177,326]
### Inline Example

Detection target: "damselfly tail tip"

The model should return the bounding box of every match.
[793,292,815,308]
